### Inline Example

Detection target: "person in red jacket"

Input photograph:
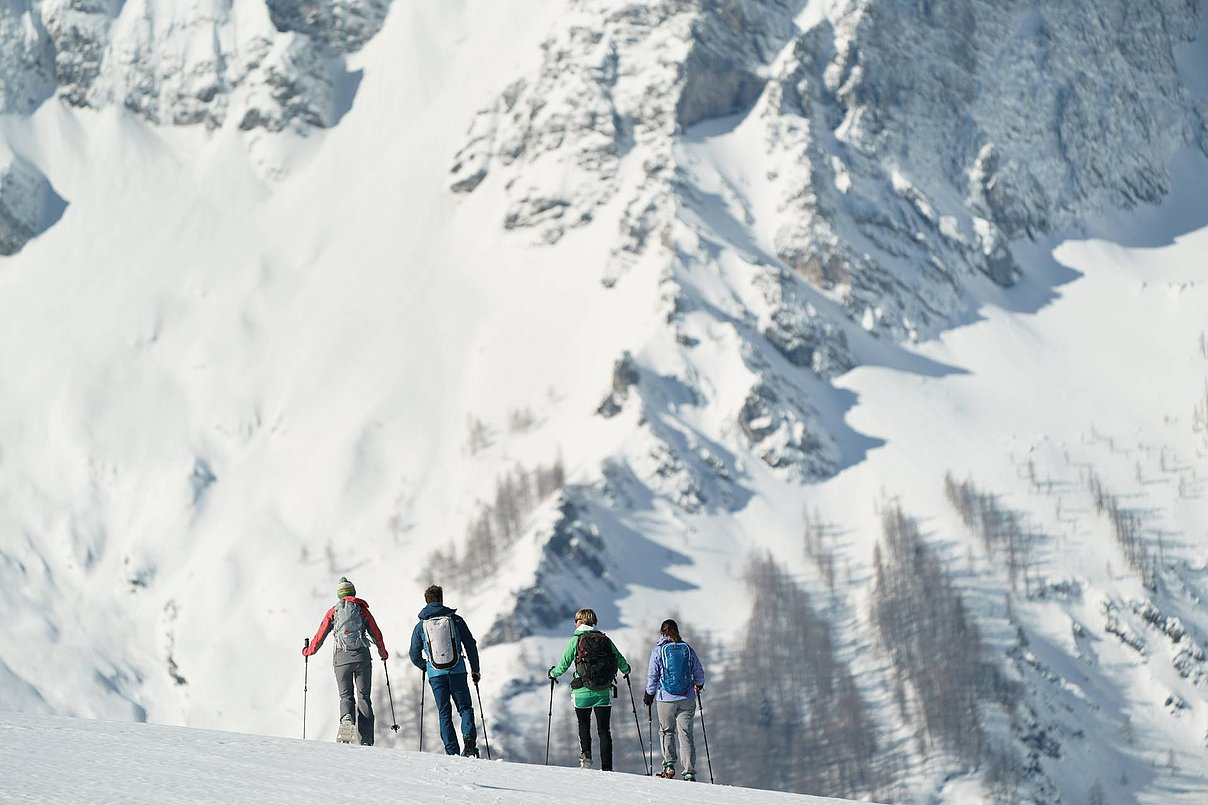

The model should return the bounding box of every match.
[304,577,389,745]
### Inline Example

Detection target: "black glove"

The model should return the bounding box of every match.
[643,692,654,707]
[472,671,481,684]
[694,684,703,693]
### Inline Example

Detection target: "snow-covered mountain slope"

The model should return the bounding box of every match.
[0,0,1207,803]
[0,711,863,805]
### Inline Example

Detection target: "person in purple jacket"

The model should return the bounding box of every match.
[642,618,706,780]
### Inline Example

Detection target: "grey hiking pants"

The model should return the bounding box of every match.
[335,658,374,745]
[656,698,697,775]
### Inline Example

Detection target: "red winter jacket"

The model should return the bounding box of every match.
[305,597,388,665]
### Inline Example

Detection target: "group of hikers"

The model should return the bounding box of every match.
[303,578,707,781]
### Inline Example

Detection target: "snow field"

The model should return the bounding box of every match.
[0,711,865,805]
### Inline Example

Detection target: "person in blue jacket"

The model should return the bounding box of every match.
[409,584,481,757]
[642,618,705,780]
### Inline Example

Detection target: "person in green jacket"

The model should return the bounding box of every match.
[548,608,631,771]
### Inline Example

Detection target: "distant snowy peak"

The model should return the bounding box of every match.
[0,0,394,255]
[810,0,1203,334]
[0,0,393,131]
[452,0,1205,340]
[448,0,801,243]
[448,0,849,483]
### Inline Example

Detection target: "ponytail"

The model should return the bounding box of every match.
[660,618,682,643]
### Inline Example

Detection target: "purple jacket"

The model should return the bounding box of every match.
[645,636,705,702]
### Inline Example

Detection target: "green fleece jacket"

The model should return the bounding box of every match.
[549,625,631,708]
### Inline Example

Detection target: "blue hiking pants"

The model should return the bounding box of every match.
[428,672,476,755]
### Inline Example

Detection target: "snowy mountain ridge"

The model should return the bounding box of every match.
[0,0,392,251]
[454,0,1204,336]
[0,1,1207,803]
[0,0,390,127]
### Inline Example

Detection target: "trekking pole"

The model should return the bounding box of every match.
[382,659,400,733]
[624,675,650,776]
[697,689,714,784]
[647,702,654,777]
[418,667,426,752]
[544,676,556,765]
[473,678,493,760]
[302,638,309,740]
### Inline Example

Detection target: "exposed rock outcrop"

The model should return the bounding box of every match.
[265,0,392,54]
[0,149,65,256]
[0,1,56,114]
[7,0,394,133]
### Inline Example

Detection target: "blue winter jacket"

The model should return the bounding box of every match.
[409,603,481,677]
[645,635,705,702]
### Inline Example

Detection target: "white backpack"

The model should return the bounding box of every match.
[333,600,368,651]
[422,615,462,670]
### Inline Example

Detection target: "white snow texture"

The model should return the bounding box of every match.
[0,0,1207,803]
[1,711,857,805]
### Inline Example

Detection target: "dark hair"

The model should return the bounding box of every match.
[660,619,682,643]
[424,584,444,603]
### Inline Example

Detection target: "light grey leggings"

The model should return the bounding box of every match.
[335,658,374,745]
[656,698,697,774]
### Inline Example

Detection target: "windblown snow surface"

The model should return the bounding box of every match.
[0,1,1207,803]
[0,711,860,805]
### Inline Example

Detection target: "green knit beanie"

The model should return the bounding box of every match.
[336,577,356,599]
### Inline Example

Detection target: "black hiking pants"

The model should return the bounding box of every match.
[335,657,374,745]
[575,706,613,771]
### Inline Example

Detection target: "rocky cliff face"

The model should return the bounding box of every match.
[454,0,1203,340]
[1,2,1206,801]
[265,0,392,54]
[0,0,394,254]
[448,0,802,244]
[445,0,1203,484]
[0,1,385,132]
[0,1,57,115]
[0,146,64,256]
[31,0,392,131]
[443,3,1205,797]
[788,0,1203,336]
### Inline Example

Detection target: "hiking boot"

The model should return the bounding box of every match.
[462,739,479,758]
[657,763,676,779]
[682,772,697,782]
[579,753,593,769]
[336,716,355,744]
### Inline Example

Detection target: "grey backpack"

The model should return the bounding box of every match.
[333,600,368,651]
[422,615,462,670]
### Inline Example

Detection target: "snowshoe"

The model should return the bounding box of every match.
[462,739,479,758]
[579,753,593,769]
[336,717,356,744]
[682,772,697,782]
[656,763,676,779]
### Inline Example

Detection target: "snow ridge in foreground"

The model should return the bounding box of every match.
[0,712,864,805]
